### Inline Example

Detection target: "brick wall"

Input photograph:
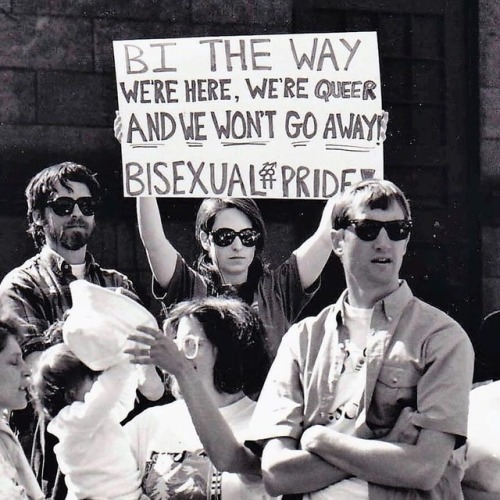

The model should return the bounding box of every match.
[0,1,485,319]
[0,0,296,312]
[480,0,500,314]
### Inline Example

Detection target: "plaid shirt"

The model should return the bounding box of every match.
[0,245,135,356]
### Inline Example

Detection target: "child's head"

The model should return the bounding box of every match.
[31,340,100,420]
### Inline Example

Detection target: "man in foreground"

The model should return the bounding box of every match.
[249,179,474,499]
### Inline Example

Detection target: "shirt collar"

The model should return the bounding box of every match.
[379,280,413,322]
[336,280,414,325]
[40,245,95,274]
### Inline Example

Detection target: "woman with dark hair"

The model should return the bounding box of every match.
[126,296,275,499]
[138,194,334,357]
[0,319,43,500]
[193,197,267,298]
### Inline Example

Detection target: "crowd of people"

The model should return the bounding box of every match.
[0,160,496,500]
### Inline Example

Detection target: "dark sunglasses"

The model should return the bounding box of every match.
[346,219,412,241]
[210,228,260,247]
[46,197,97,217]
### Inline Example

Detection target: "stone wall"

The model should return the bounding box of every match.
[0,1,296,311]
[480,0,500,314]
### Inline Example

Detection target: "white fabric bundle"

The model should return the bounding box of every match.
[63,281,157,371]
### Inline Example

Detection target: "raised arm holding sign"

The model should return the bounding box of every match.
[113,31,386,357]
[136,193,334,359]
[114,111,335,357]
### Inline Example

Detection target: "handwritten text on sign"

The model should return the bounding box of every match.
[113,32,384,199]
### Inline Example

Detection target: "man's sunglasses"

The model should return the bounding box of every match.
[345,219,413,241]
[46,197,97,217]
[210,228,260,247]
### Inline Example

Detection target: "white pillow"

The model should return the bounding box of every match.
[63,281,157,371]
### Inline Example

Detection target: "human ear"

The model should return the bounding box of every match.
[331,229,345,258]
[199,230,211,252]
[33,209,45,226]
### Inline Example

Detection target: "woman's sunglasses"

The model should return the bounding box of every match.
[210,228,260,247]
[46,197,97,217]
[345,219,413,241]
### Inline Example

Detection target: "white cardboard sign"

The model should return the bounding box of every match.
[113,32,384,199]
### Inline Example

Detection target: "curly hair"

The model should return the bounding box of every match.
[25,161,101,248]
[165,296,270,397]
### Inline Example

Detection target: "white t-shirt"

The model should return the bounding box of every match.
[48,362,142,500]
[125,396,274,500]
[308,303,372,500]
[69,264,86,280]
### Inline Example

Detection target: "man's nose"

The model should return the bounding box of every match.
[70,202,83,217]
[374,228,392,248]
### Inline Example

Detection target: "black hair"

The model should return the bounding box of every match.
[25,161,101,249]
[165,296,270,397]
[194,198,267,294]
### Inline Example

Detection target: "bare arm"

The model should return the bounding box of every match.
[127,326,259,475]
[300,424,455,490]
[258,407,418,496]
[137,197,178,289]
[261,436,350,497]
[117,107,177,290]
[136,364,165,401]
[293,196,335,290]
[172,360,260,474]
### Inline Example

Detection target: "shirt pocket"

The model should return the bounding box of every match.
[371,364,420,426]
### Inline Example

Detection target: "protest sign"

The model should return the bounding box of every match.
[113,32,385,199]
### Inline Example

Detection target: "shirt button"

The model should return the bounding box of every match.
[387,316,393,322]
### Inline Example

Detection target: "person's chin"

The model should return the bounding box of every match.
[13,394,28,411]
[227,257,248,269]
[61,231,90,250]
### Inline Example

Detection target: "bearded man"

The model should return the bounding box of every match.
[0,161,137,498]
[0,162,135,367]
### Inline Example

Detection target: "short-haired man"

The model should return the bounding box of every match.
[249,179,474,499]
[0,162,137,498]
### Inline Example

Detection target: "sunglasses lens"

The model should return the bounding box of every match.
[211,229,235,247]
[385,221,412,241]
[49,198,75,216]
[354,222,381,241]
[78,198,96,216]
[239,229,260,247]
